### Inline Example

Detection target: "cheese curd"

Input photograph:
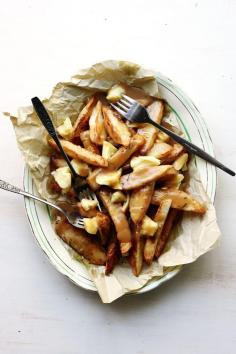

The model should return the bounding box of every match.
[106,84,126,102]
[130,156,160,171]
[51,167,71,189]
[96,169,122,189]
[81,198,98,211]
[140,215,159,237]
[84,217,98,234]
[57,117,73,139]
[71,159,90,177]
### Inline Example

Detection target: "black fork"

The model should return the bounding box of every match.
[111,95,235,177]
[31,97,101,210]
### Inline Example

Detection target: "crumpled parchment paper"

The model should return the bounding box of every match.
[7,60,221,303]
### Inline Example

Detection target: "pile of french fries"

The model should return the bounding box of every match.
[49,83,206,276]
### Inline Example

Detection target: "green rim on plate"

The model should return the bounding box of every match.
[23,73,217,294]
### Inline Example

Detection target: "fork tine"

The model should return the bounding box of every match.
[122,94,136,104]
[85,188,93,200]
[76,221,84,228]
[116,101,129,112]
[87,188,102,211]
[110,103,127,116]
[83,189,90,199]
[119,98,131,108]
[79,191,86,201]
[79,186,102,212]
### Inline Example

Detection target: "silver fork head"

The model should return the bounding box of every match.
[55,201,85,229]
[78,187,102,211]
[66,211,85,229]
[72,176,101,210]
[110,95,146,123]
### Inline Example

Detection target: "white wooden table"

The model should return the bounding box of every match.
[0,1,235,353]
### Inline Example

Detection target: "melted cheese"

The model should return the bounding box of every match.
[81,198,98,211]
[57,117,73,138]
[96,169,122,189]
[51,167,71,189]
[71,159,90,177]
[84,217,98,234]
[106,84,126,102]
[140,215,159,236]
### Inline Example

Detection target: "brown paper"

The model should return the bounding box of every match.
[7,60,221,303]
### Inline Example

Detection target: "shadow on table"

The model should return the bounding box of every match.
[108,252,217,313]
[64,249,217,311]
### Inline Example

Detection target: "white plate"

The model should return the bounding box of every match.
[23,73,217,294]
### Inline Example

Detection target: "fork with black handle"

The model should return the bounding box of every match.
[111,95,235,177]
[31,97,102,210]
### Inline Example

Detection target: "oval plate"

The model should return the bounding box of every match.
[23,73,217,294]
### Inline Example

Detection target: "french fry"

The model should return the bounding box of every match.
[138,100,164,154]
[87,168,101,190]
[120,242,132,255]
[54,218,107,265]
[129,224,144,276]
[137,124,158,155]
[147,140,173,159]
[48,138,108,167]
[87,134,145,190]
[121,193,130,213]
[66,187,76,199]
[96,212,111,246]
[105,237,120,275]
[147,100,164,124]
[157,131,170,142]
[122,84,154,107]
[155,209,178,259]
[80,130,100,154]
[121,165,172,190]
[161,143,184,164]
[99,189,132,248]
[163,173,184,189]
[129,182,155,223]
[102,141,117,160]
[162,121,183,136]
[108,134,145,170]
[156,121,183,143]
[77,202,98,218]
[47,176,62,193]
[157,167,178,182]
[144,199,172,264]
[89,100,107,145]
[172,153,188,171]
[151,188,207,214]
[102,105,131,147]
[50,156,67,169]
[111,191,127,204]
[73,96,97,138]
